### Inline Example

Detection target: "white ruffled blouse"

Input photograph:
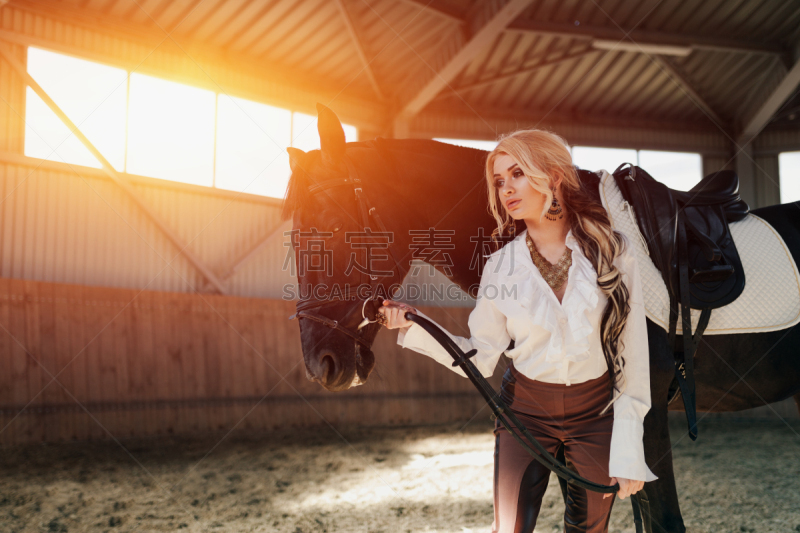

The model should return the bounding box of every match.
[397,228,658,482]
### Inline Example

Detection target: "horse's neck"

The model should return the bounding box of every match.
[371,140,501,297]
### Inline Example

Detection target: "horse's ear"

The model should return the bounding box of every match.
[316,103,346,160]
[287,147,306,174]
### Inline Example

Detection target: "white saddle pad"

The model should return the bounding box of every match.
[598,169,800,335]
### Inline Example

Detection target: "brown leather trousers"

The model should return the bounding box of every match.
[491,362,615,533]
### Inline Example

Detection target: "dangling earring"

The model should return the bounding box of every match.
[545,187,563,221]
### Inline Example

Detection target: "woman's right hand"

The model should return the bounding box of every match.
[378,299,417,329]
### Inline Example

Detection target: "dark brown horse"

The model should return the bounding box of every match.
[281,104,800,533]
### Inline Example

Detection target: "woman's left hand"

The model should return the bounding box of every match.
[604,477,644,500]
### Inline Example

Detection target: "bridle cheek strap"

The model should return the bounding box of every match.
[289,145,406,348]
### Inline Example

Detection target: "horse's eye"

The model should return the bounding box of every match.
[330,218,343,233]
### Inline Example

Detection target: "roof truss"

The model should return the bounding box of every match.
[398,0,536,120]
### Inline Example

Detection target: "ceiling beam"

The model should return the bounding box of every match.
[421,105,723,133]
[435,46,598,99]
[413,108,729,155]
[334,0,384,101]
[652,55,726,127]
[0,40,228,294]
[399,0,535,119]
[738,56,800,145]
[508,19,785,56]
[395,0,464,23]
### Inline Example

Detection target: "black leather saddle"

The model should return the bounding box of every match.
[611,163,749,440]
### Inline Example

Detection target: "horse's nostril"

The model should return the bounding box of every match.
[320,354,338,383]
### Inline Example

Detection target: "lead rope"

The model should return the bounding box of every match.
[405,312,652,533]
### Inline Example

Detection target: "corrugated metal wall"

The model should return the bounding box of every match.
[703,154,735,176]
[0,155,295,298]
[704,152,781,208]
[753,127,800,155]
[754,154,781,207]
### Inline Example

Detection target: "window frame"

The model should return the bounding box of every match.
[22,45,359,199]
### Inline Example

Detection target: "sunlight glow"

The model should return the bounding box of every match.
[402,451,494,470]
[435,140,702,192]
[25,47,127,170]
[572,146,638,174]
[215,95,292,197]
[779,151,800,203]
[18,49,382,198]
[434,138,498,151]
[126,73,216,186]
[291,112,358,152]
[638,150,702,191]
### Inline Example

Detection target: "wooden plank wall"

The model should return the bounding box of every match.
[0,277,501,444]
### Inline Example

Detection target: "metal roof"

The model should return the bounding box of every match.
[9,0,800,134]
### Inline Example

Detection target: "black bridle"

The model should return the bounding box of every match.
[288,146,406,349]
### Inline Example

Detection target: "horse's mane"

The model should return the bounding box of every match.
[280,168,310,221]
[280,138,489,221]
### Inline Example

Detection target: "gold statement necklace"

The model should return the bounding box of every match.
[526,232,572,291]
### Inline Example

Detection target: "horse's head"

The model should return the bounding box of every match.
[282,104,408,391]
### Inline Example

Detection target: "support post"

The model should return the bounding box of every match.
[735,143,757,208]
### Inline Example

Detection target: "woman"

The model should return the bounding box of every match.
[378,129,657,533]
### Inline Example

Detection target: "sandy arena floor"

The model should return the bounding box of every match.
[0,416,798,532]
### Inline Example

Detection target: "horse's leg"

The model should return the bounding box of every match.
[642,319,686,533]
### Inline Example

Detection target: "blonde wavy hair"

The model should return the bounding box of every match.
[485,129,631,412]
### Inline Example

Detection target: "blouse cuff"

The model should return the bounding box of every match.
[609,418,659,482]
[397,321,429,351]
[397,319,467,377]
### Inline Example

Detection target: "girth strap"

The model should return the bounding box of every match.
[667,217,712,441]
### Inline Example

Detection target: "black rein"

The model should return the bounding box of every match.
[404,311,652,533]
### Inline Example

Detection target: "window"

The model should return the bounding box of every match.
[572,146,638,176]
[638,150,702,192]
[779,151,800,203]
[23,47,358,198]
[573,147,702,191]
[215,95,292,198]
[126,73,216,186]
[435,139,702,191]
[435,138,498,151]
[291,112,358,152]
[25,47,127,170]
